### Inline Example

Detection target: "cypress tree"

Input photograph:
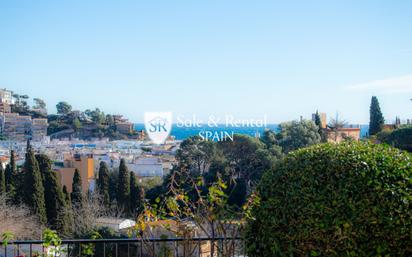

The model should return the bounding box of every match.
[117,159,130,213]
[314,111,322,129]
[23,142,47,225]
[63,185,71,205]
[0,161,5,194]
[36,154,66,231]
[71,169,83,207]
[369,96,385,136]
[108,170,118,203]
[97,162,110,207]
[314,111,327,142]
[130,171,142,216]
[5,150,17,197]
[61,185,74,236]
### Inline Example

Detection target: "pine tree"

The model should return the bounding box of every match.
[130,171,142,216]
[117,159,130,213]
[369,96,385,136]
[97,162,110,207]
[36,154,67,232]
[71,169,83,207]
[0,161,5,194]
[5,150,17,197]
[23,142,47,225]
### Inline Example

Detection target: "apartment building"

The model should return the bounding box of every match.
[326,127,361,142]
[0,89,14,113]
[128,157,164,177]
[55,153,95,193]
[1,113,32,141]
[116,122,134,134]
[32,118,48,141]
[0,113,48,141]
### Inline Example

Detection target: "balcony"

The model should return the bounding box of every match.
[0,237,245,257]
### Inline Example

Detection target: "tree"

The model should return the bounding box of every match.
[117,159,130,213]
[328,117,348,142]
[33,98,46,109]
[97,162,110,207]
[314,111,327,142]
[260,129,283,159]
[23,143,47,225]
[130,172,142,216]
[0,161,5,194]
[62,185,71,206]
[277,120,321,153]
[71,169,83,207]
[219,134,274,185]
[0,194,42,239]
[36,154,67,232]
[314,111,322,128]
[108,170,118,204]
[72,118,82,130]
[5,150,17,197]
[56,101,72,115]
[369,96,384,136]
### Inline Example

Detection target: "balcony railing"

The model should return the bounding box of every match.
[0,237,245,257]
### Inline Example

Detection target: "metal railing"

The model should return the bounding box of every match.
[0,237,245,257]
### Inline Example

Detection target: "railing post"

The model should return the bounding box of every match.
[175,241,178,257]
[198,239,201,257]
[182,239,184,257]
[140,240,143,257]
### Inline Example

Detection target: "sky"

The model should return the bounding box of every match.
[0,0,411,124]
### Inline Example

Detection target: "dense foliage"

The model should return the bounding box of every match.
[158,135,276,208]
[377,126,412,152]
[277,120,321,152]
[245,142,412,256]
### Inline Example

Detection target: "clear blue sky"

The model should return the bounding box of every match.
[0,0,411,123]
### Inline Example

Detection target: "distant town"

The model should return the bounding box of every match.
[0,88,179,195]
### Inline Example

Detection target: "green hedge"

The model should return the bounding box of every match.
[245,142,412,256]
[377,126,412,152]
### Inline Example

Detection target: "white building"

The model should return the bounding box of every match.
[128,157,164,177]
[96,218,136,232]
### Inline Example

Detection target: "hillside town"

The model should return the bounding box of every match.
[0,88,179,196]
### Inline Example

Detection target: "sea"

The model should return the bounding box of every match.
[134,124,369,140]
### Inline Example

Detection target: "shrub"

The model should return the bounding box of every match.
[376,126,412,152]
[245,142,412,256]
